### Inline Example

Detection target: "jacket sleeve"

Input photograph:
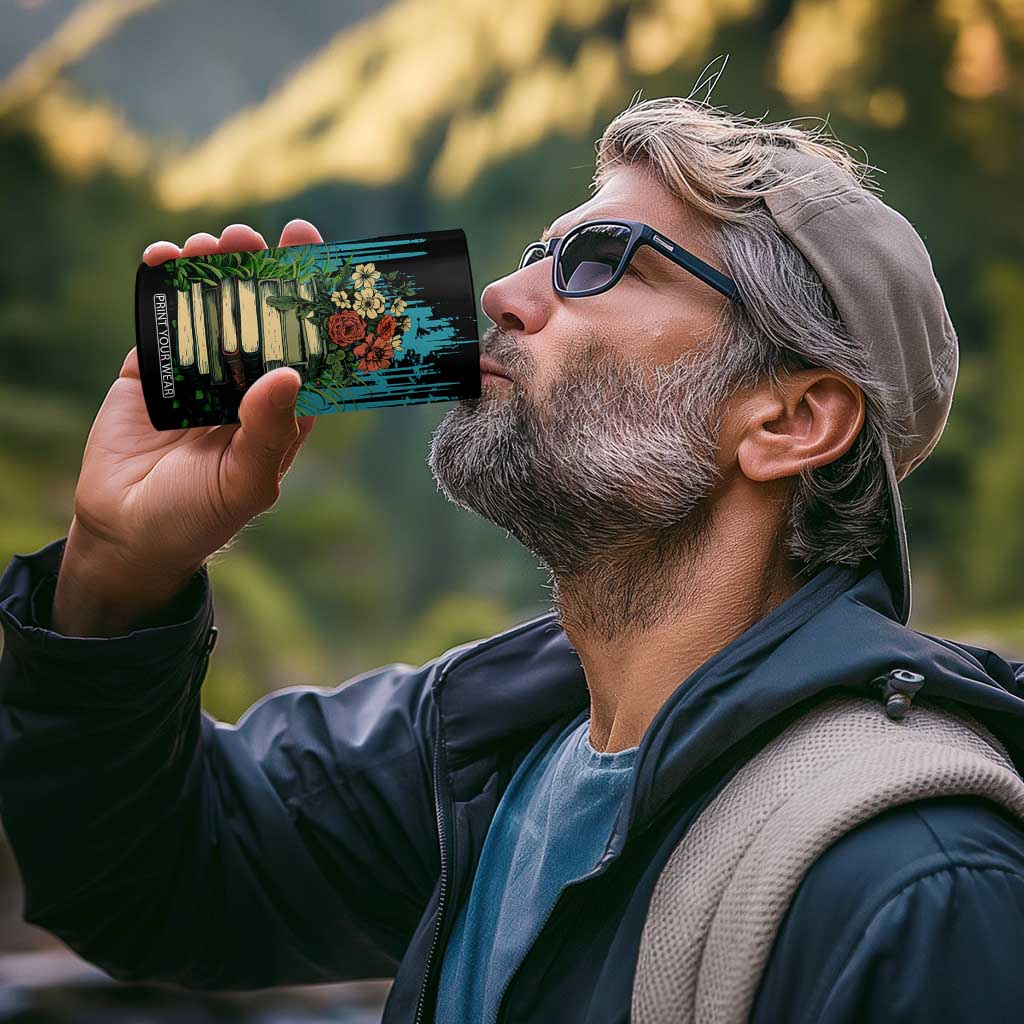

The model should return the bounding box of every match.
[0,536,442,990]
[750,798,1024,1024]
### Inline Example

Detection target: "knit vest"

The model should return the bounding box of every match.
[631,691,1024,1024]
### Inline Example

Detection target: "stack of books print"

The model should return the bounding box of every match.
[175,279,326,389]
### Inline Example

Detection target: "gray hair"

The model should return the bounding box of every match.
[592,94,912,579]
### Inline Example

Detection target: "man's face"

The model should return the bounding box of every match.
[427,163,741,603]
[481,163,728,396]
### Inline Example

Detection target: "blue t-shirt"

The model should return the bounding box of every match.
[434,713,639,1023]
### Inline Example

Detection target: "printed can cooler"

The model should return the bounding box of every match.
[135,227,480,430]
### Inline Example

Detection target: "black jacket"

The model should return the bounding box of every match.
[2,535,1024,1023]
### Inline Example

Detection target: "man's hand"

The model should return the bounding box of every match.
[52,219,323,636]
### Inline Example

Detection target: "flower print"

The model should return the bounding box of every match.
[375,314,396,343]
[326,309,366,347]
[351,263,381,290]
[390,297,407,315]
[353,333,394,372]
[330,290,351,309]
[391,334,403,351]
[398,314,412,334]
[353,286,385,320]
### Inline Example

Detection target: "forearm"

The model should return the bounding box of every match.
[0,536,217,974]
[0,536,435,989]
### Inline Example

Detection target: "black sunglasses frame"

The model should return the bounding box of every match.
[518,218,741,303]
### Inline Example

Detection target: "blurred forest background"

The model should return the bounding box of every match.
[0,0,1022,1018]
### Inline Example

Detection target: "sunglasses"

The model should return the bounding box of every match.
[517,218,741,303]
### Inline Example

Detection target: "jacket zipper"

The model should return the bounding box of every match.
[414,673,454,1024]
[409,617,593,1024]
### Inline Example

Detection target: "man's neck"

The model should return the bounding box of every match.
[552,510,802,754]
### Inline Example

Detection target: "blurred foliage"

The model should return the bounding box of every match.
[1,0,1023,727]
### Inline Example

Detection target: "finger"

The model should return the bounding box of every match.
[279,415,316,481]
[224,368,302,509]
[182,231,221,257]
[142,240,182,266]
[278,218,324,248]
[218,223,269,254]
[119,347,141,380]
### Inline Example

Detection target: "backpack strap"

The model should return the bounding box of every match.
[631,694,1024,1024]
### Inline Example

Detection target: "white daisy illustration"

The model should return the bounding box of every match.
[353,286,386,319]
[351,263,381,290]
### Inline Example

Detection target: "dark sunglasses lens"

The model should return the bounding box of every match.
[518,244,547,271]
[555,223,631,292]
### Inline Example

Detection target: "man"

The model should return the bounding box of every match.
[2,95,1024,1023]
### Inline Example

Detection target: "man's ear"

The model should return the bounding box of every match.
[733,369,865,483]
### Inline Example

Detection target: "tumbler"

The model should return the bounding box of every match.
[135,227,480,430]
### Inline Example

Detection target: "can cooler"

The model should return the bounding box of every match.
[135,227,480,430]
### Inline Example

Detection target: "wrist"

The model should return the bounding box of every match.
[52,518,206,637]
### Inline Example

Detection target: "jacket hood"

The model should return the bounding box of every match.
[433,556,1024,862]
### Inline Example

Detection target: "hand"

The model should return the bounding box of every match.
[54,220,323,633]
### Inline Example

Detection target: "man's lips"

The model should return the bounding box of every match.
[480,355,513,382]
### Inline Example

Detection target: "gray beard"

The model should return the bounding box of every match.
[427,334,740,641]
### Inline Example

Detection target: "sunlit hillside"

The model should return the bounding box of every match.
[5,0,1020,209]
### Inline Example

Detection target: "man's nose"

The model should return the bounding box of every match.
[481,268,551,335]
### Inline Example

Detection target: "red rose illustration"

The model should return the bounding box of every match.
[375,313,396,343]
[353,333,394,372]
[327,310,366,347]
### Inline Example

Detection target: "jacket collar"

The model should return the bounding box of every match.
[432,555,1024,849]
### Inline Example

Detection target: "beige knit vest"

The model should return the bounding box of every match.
[631,693,1024,1024]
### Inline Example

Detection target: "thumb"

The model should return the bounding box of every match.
[225,368,303,511]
